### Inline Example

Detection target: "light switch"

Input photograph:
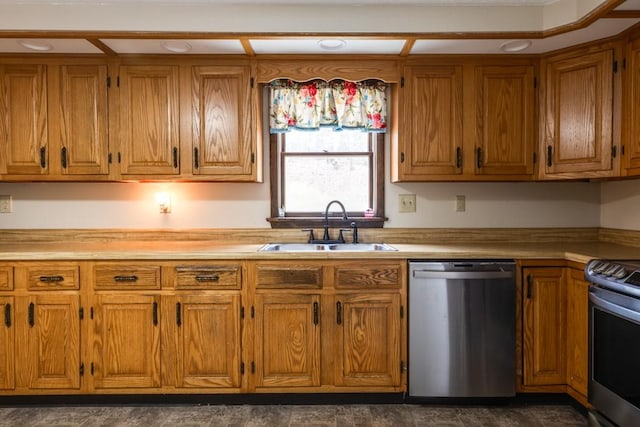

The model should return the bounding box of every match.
[0,195,12,213]
[399,194,416,213]
[456,195,466,212]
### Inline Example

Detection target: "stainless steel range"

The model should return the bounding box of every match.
[585,259,640,427]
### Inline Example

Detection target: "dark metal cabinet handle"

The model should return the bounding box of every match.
[153,302,158,326]
[28,302,35,327]
[39,275,64,283]
[456,147,462,169]
[114,275,138,282]
[176,302,182,326]
[400,152,405,163]
[195,275,219,282]
[40,147,46,169]
[336,301,342,325]
[172,147,178,169]
[4,304,11,328]
[527,275,533,299]
[61,147,68,169]
[313,302,319,325]
[547,145,553,167]
[194,147,200,169]
[476,147,483,169]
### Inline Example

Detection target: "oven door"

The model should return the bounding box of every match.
[589,286,640,427]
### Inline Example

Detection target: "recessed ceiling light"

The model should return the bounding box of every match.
[18,39,53,51]
[318,39,347,50]
[500,40,532,53]
[161,41,192,53]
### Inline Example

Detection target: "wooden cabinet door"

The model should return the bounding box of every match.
[623,36,640,175]
[254,293,320,388]
[0,296,14,390]
[334,294,400,387]
[541,48,614,177]
[58,64,109,176]
[117,65,180,176]
[93,294,160,388]
[0,64,48,175]
[191,66,254,179]
[566,268,589,397]
[174,294,241,388]
[522,267,566,386]
[474,65,535,177]
[396,65,463,179]
[27,294,80,389]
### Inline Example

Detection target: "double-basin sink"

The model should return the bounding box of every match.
[258,242,397,252]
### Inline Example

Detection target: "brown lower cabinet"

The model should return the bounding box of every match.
[519,261,589,405]
[0,259,406,395]
[0,257,591,400]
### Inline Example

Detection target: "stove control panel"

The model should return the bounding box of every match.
[586,259,640,296]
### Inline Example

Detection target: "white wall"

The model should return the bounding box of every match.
[0,171,602,230]
[600,180,640,231]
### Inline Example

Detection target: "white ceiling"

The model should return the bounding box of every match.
[0,0,638,55]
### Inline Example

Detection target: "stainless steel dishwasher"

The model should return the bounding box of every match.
[408,260,516,398]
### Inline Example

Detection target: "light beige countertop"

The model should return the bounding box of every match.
[1,239,640,264]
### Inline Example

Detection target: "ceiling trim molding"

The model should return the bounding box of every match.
[86,38,117,56]
[0,0,631,42]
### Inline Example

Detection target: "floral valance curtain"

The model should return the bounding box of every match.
[269,79,387,133]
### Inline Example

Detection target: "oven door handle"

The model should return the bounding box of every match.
[590,291,640,324]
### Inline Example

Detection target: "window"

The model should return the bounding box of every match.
[267,79,387,228]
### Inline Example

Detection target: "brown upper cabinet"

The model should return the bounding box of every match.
[0,63,49,176]
[473,64,536,178]
[623,31,640,176]
[394,63,464,180]
[116,64,181,178]
[393,59,536,182]
[0,60,110,180]
[539,41,620,179]
[190,65,256,180]
[115,60,259,181]
[0,57,260,182]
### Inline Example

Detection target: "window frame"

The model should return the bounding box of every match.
[268,132,386,229]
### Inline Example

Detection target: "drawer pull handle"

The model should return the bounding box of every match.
[176,302,182,326]
[4,304,11,328]
[39,275,64,283]
[195,275,220,282]
[114,275,138,282]
[336,301,342,325]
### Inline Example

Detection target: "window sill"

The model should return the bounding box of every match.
[267,216,386,229]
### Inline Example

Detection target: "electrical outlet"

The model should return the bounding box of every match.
[0,195,12,213]
[398,194,416,213]
[456,195,466,212]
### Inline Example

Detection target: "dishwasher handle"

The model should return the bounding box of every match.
[412,270,514,280]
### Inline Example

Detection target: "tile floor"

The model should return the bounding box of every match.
[0,403,587,426]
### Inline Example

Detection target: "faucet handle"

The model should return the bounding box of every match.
[301,229,316,243]
[338,228,352,244]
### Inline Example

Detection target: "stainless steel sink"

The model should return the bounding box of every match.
[258,243,397,252]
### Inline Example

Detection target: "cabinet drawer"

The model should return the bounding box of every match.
[94,264,161,290]
[0,265,13,291]
[175,265,241,289]
[27,264,80,290]
[334,263,402,289]
[256,264,323,289]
